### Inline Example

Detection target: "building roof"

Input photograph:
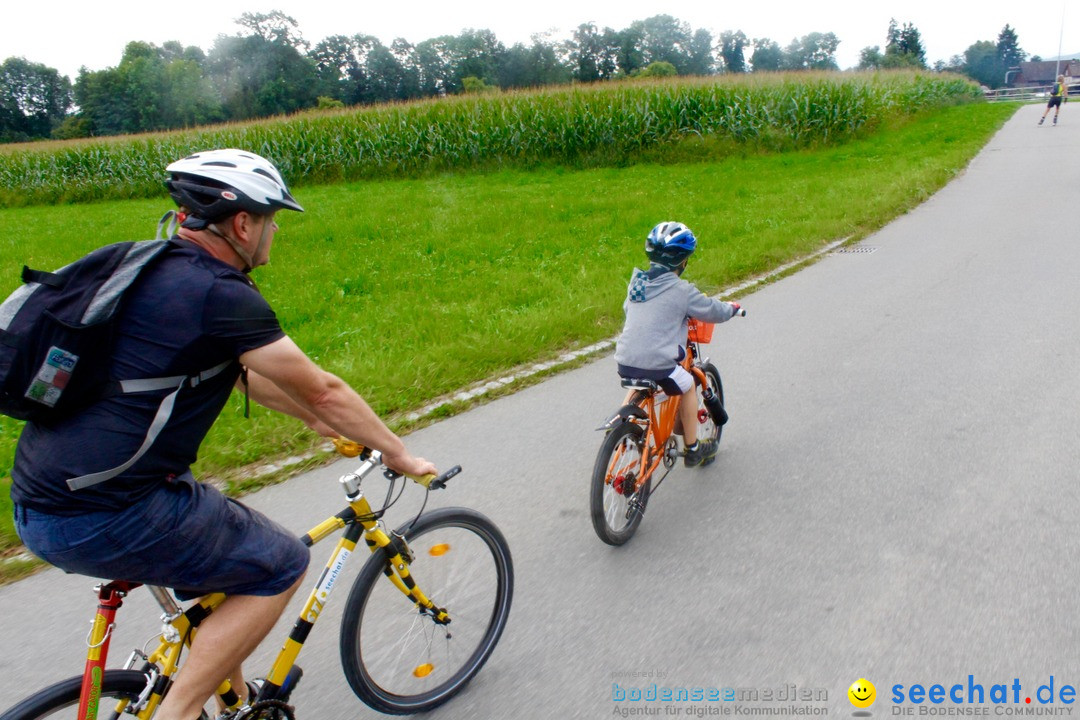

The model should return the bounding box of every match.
[1019,60,1078,82]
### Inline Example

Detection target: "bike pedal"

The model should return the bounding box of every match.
[252,665,303,703]
[279,665,303,703]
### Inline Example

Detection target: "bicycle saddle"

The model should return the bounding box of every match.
[620,377,660,391]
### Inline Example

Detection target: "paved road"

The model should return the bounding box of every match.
[4,103,1080,718]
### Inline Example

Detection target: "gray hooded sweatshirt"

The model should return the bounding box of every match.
[613,265,739,373]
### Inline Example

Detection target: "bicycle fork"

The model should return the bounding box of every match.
[691,365,727,427]
[261,502,452,699]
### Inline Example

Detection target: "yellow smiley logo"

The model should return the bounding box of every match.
[848,679,876,708]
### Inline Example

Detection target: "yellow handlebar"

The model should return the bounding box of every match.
[332,437,444,488]
[413,473,438,489]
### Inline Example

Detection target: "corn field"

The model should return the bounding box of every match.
[0,72,981,208]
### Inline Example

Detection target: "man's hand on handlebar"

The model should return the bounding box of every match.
[332,437,438,478]
[730,302,747,317]
[381,448,438,478]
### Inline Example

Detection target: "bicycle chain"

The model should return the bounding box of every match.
[236,700,296,720]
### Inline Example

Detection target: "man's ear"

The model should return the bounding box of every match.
[229,211,255,242]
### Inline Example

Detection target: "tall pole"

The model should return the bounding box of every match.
[1056,1,1066,80]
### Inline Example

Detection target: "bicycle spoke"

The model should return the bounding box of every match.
[354,524,500,696]
[602,434,643,532]
[591,422,650,545]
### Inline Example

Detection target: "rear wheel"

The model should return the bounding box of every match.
[590,421,650,545]
[0,670,155,720]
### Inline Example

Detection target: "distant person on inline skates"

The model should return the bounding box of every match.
[1040,75,1067,126]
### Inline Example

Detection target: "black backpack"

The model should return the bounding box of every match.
[0,239,229,490]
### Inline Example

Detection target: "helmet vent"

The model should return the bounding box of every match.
[203,161,237,168]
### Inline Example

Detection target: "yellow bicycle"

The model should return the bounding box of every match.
[0,443,513,719]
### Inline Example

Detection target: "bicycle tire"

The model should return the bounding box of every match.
[339,507,513,715]
[0,669,154,720]
[696,362,725,447]
[590,421,650,545]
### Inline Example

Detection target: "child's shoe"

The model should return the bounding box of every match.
[684,439,719,467]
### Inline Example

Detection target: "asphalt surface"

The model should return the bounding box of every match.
[3,102,1080,719]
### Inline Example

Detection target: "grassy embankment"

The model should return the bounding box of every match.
[0,72,1016,580]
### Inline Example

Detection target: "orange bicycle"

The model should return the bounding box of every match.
[590,317,732,545]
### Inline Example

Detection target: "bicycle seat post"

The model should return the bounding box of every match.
[77,582,132,720]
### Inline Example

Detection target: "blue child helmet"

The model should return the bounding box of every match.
[645,221,697,267]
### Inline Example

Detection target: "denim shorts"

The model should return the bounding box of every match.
[14,474,309,600]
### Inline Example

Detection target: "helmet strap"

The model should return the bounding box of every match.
[206,222,255,273]
[252,218,275,269]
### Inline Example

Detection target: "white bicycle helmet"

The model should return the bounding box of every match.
[166,149,303,229]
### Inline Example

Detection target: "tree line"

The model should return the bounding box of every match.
[0,12,1036,144]
[855,21,1029,89]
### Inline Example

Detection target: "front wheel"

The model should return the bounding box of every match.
[0,669,155,720]
[695,362,725,446]
[339,507,514,715]
[590,421,650,545]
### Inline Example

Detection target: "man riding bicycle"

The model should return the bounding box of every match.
[10,149,436,720]
[613,221,742,467]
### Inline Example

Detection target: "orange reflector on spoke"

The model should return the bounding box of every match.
[428,544,451,556]
[414,663,434,678]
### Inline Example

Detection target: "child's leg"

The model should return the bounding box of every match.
[679,385,700,447]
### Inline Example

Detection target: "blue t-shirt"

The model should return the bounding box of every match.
[10,240,286,514]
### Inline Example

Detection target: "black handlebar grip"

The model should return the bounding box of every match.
[430,465,463,490]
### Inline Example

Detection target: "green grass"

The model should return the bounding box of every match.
[0,72,980,207]
[0,100,1018,569]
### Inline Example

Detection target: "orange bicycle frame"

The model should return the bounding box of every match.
[624,326,711,494]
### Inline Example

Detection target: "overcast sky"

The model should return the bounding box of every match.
[3,0,1076,80]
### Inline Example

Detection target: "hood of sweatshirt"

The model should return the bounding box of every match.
[627,265,681,303]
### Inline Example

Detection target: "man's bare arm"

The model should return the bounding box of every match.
[239,336,435,477]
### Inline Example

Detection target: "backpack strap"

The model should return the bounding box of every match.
[156,211,180,241]
[20,268,64,288]
[65,360,233,491]
[82,240,172,324]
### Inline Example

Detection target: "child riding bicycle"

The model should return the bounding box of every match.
[613,221,743,468]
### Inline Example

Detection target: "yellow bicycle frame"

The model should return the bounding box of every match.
[86,481,449,720]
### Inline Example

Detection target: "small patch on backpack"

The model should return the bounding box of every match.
[25,346,78,406]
